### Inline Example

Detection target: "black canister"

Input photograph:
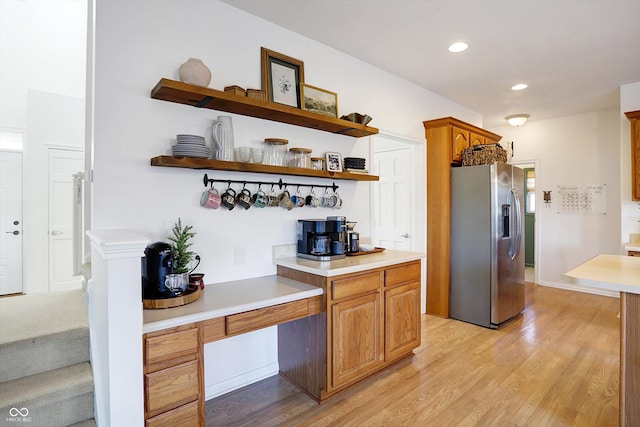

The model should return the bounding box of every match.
[349,232,360,253]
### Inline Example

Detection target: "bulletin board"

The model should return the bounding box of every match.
[557,184,606,215]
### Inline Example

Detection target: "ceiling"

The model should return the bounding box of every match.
[222,0,640,128]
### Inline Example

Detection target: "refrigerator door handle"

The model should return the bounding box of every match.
[509,188,522,260]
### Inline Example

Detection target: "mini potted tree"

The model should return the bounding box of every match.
[165,218,198,294]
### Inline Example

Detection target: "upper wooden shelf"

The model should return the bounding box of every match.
[150,156,379,182]
[151,79,379,138]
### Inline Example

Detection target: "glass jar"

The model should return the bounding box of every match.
[289,147,312,168]
[311,157,324,170]
[263,138,289,166]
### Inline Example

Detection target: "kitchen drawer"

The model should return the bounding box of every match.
[385,261,421,288]
[145,400,199,427]
[331,271,381,301]
[144,327,198,368]
[145,360,199,418]
[226,297,321,336]
[202,317,226,344]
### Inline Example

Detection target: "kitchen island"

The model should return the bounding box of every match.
[564,254,640,427]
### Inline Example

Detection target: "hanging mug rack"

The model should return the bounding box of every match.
[202,173,339,192]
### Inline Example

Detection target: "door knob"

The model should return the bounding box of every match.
[51,230,63,236]
[400,233,409,238]
[6,230,19,235]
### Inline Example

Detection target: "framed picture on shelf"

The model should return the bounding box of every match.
[301,84,338,117]
[261,47,305,108]
[325,152,343,172]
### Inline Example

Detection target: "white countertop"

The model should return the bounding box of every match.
[564,254,640,295]
[276,249,425,277]
[143,275,323,333]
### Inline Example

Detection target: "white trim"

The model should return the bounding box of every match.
[205,362,279,400]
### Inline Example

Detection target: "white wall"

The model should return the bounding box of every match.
[489,108,621,295]
[92,0,479,398]
[620,82,640,250]
[0,0,87,294]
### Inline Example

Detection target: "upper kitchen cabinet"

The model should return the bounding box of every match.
[423,117,502,318]
[625,110,640,201]
[151,79,379,138]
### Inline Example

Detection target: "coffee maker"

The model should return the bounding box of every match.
[297,216,347,261]
[141,241,179,299]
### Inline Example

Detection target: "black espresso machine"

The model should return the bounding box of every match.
[141,241,179,299]
[297,216,348,261]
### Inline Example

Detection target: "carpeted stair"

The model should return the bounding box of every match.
[0,290,95,426]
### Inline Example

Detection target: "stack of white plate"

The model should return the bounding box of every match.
[172,134,210,158]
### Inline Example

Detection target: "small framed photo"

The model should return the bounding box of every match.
[301,84,338,118]
[261,47,305,108]
[325,152,343,172]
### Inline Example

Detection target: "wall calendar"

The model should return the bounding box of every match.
[557,184,606,215]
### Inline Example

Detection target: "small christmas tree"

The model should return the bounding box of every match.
[168,218,196,274]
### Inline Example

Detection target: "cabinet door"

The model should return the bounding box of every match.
[385,282,420,361]
[470,132,486,147]
[331,292,383,389]
[452,127,470,163]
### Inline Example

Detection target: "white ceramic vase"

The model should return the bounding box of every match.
[178,58,211,87]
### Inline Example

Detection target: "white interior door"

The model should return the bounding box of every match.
[372,145,414,250]
[0,151,23,295]
[48,148,84,292]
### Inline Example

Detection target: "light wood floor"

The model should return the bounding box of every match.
[206,283,620,426]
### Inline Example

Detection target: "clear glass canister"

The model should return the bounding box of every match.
[263,138,289,166]
[311,157,324,170]
[289,148,312,168]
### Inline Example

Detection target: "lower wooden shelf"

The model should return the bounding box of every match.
[150,156,379,181]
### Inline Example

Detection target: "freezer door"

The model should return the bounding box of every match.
[491,164,525,325]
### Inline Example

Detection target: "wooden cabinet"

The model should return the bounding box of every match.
[625,110,640,201]
[277,260,421,400]
[423,117,502,318]
[143,324,204,426]
[331,292,383,388]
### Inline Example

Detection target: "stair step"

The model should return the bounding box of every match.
[0,290,90,383]
[0,362,94,427]
[69,418,96,427]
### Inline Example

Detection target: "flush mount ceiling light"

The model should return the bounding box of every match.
[505,114,530,127]
[511,83,528,91]
[448,42,468,53]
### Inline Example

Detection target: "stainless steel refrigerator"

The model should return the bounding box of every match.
[450,163,525,328]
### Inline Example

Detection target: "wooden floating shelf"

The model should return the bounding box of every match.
[151,78,379,138]
[150,156,379,182]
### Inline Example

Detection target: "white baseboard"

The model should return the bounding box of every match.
[537,280,620,298]
[204,362,279,400]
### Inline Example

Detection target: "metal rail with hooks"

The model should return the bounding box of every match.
[202,173,339,192]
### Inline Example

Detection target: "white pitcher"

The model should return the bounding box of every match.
[211,116,235,161]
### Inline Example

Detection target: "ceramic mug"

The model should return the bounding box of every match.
[292,189,305,208]
[322,189,337,208]
[278,190,295,210]
[221,187,237,210]
[305,190,320,208]
[251,189,268,208]
[200,188,221,209]
[332,191,343,209]
[236,188,252,209]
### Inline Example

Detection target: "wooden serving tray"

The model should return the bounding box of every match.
[143,285,201,309]
[346,247,385,256]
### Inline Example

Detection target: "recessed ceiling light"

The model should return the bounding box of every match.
[511,83,528,91]
[448,42,468,53]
